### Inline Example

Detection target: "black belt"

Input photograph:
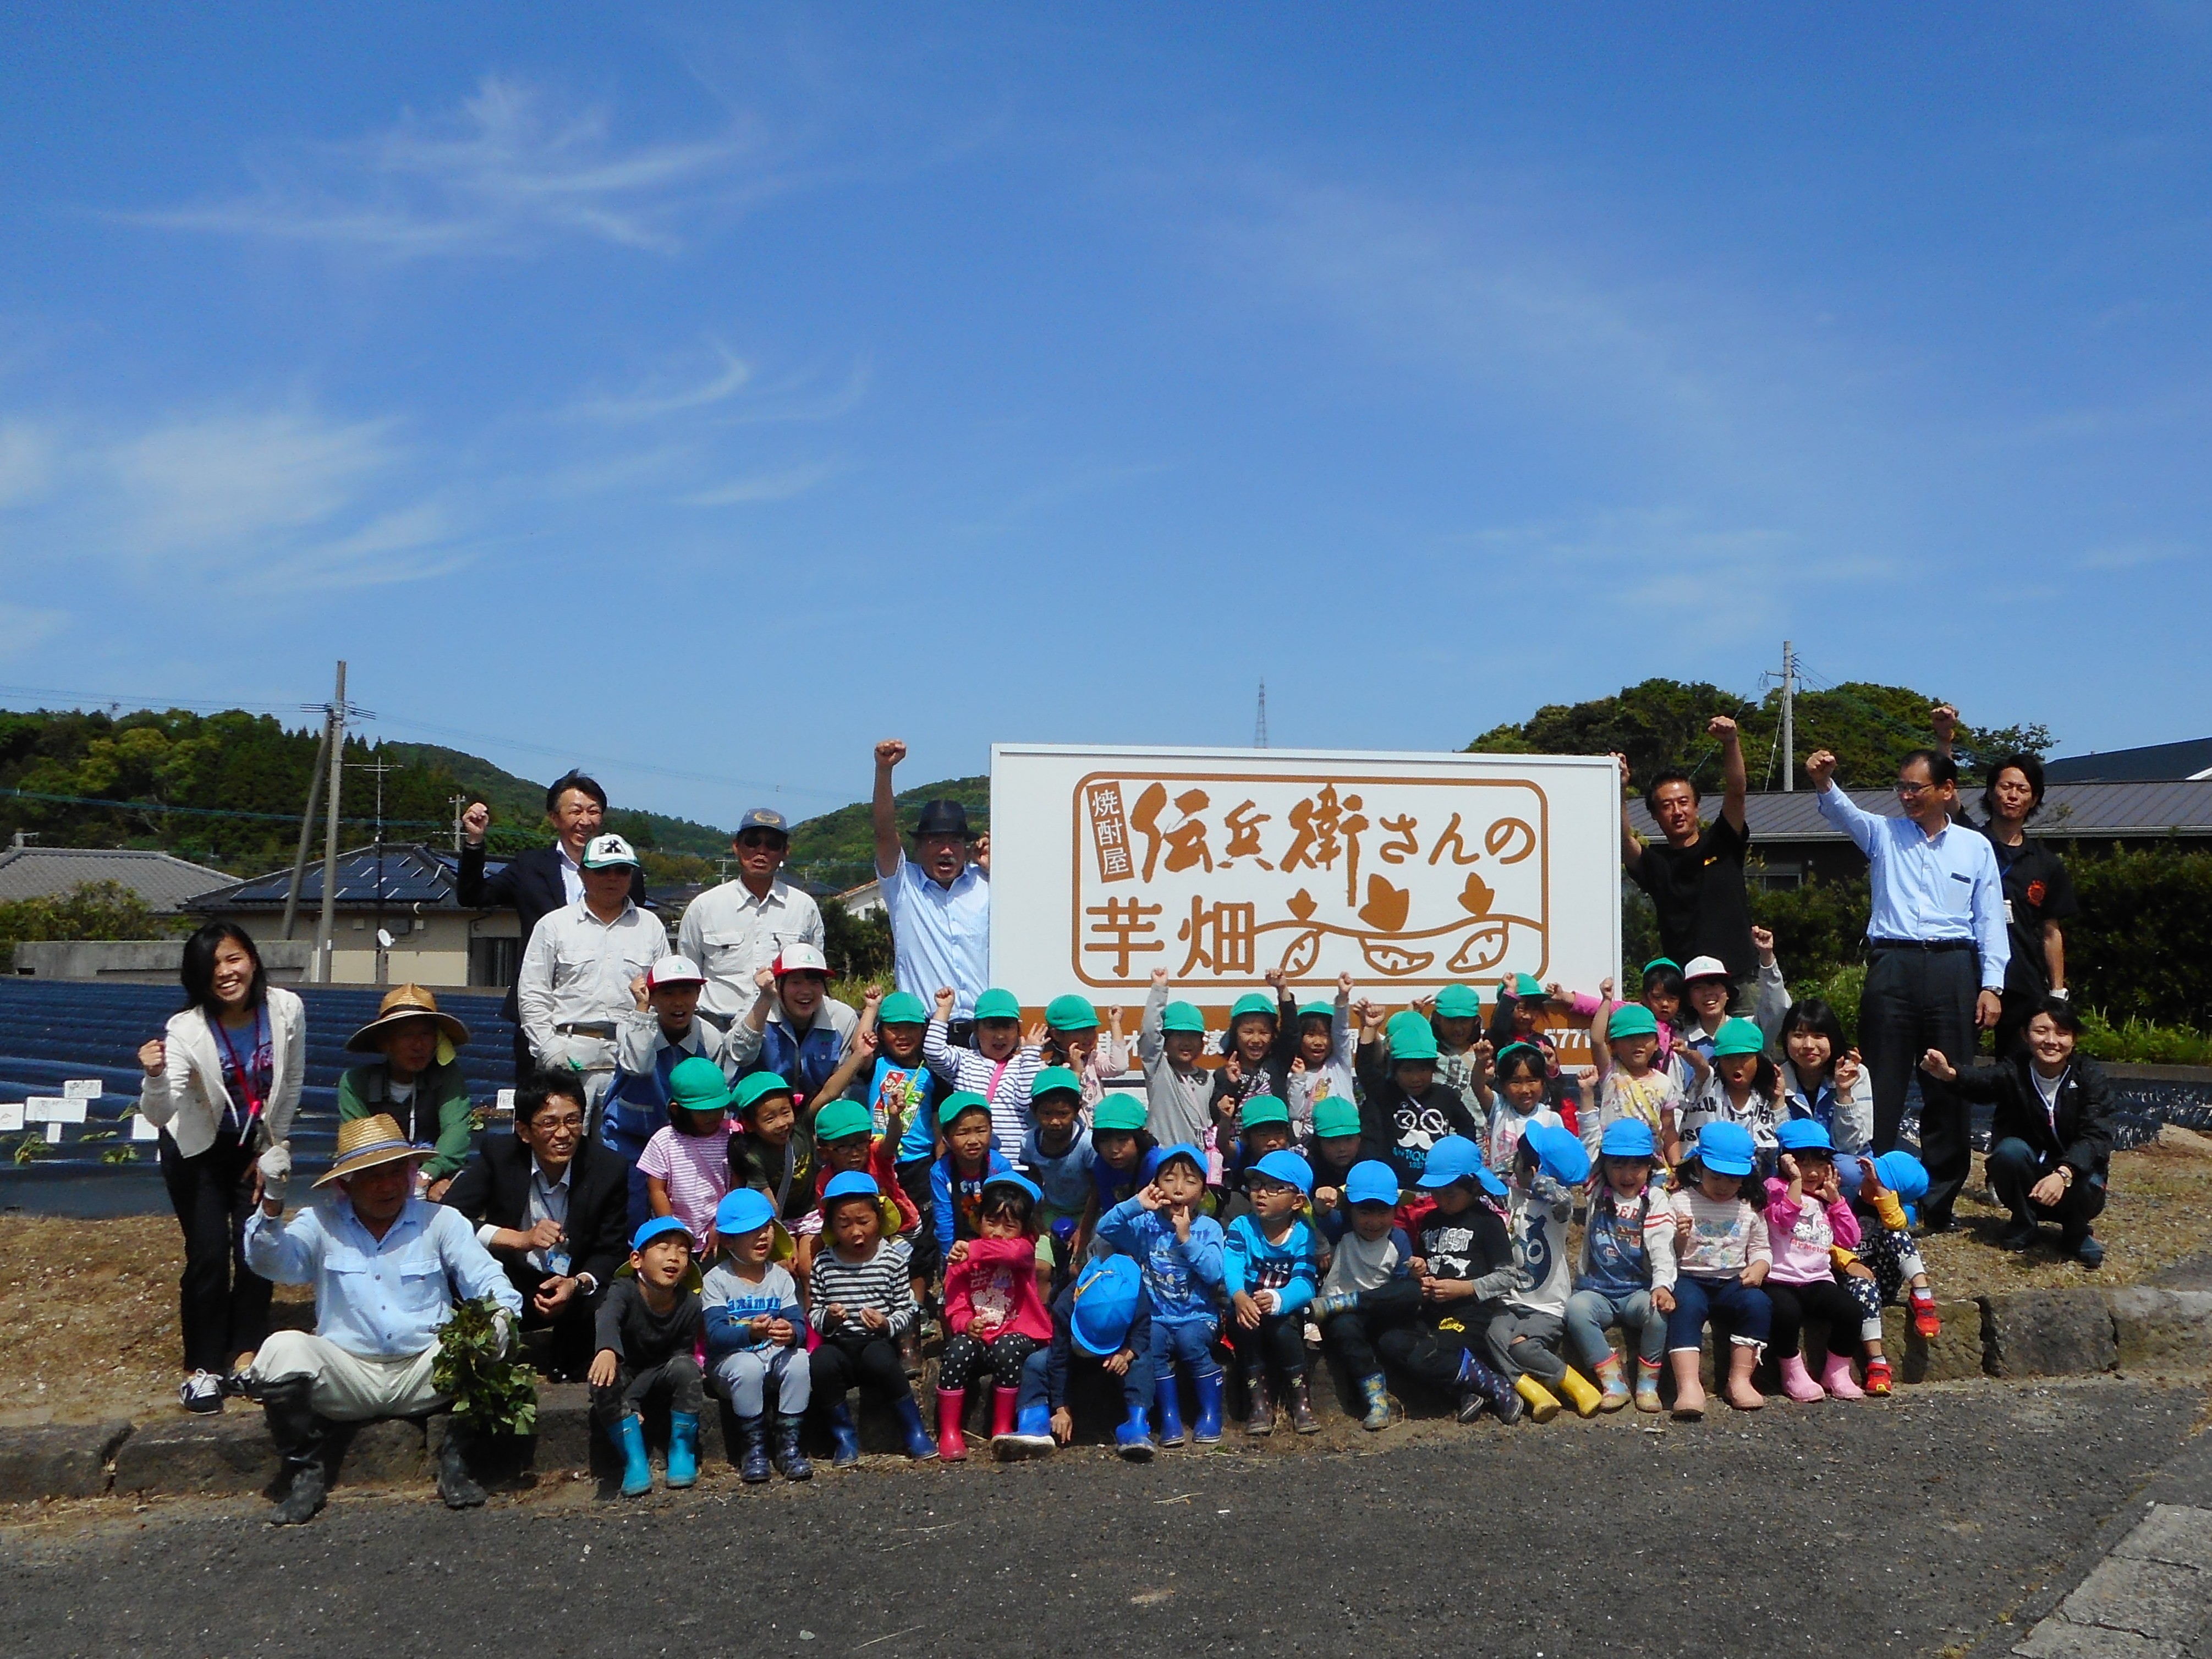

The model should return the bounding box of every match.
[555,1021,617,1037]
[1868,938,1975,954]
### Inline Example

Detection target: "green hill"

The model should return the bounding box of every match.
[784,776,990,894]
[377,743,732,858]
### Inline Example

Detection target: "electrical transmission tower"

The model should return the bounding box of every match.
[1254,680,1269,749]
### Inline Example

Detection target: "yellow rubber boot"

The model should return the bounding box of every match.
[1512,1375,1561,1423]
[1555,1366,1605,1419]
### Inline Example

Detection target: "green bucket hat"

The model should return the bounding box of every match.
[1031,1065,1083,1101]
[1434,984,1481,1019]
[1604,1004,1659,1041]
[1238,1094,1289,1129]
[939,1089,992,1127]
[1640,957,1681,979]
[1229,992,1278,1023]
[1312,1097,1362,1140]
[973,988,1021,1023]
[879,991,929,1026]
[1388,1021,1439,1062]
[1160,1001,1206,1034]
[1045,993,1099,1031]
[1710,1017,1766,1059]
[1296,1000,1336,1023]
[1509,973,1546,999]
[812,1100,872,1142]
[1091,1095,1148,1133]
[668,1056,734,1114]
[731,1070,793,1113]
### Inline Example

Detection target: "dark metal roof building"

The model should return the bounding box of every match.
[2040,737,2212,784]
[187,843,492,911]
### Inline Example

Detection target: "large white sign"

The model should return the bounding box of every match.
[990,744,1621,1013]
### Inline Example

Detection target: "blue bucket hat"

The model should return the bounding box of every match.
[630,1216,692,1253]
[822,1171,881,1204]
[1250,1149,1313,1196]
[1874,1150,1930,1202]
[1598,1118,1657,1160]
[1522,1119,1591,1185]
[1417,1135,1506,1196]
[1693,1120,1757,1177]
[713,1188,775,1238]
[1344,1160,1400,1207]
[1774,1118,1833,1153]
[1069,1255,1144,1358]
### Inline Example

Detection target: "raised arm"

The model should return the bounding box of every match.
[1807,751,1882,855]
[871,739,906,882]
[1611,752,1644,873]
[1711,716,1747,836]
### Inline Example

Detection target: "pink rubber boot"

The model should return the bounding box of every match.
[1819,1350,1867,1400]
[1776,1353,1827,1403]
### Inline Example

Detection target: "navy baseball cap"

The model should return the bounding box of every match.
[737,808,789,836]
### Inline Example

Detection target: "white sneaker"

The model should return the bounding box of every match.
[178,1371,223,1414]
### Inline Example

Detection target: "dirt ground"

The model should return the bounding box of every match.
[3,1136,2206,1427]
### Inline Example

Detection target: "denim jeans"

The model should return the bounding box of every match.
[1150,1315,1223,1382]
[1665,1273,1771,1352]
[1563,1287,1665,1369]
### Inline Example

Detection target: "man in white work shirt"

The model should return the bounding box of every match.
[1808,745,2008,1233]
[677,806,824,1032]
[516,833,669,1124]
[871,737,990,1042]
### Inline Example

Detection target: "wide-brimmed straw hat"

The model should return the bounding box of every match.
[315,1113,429,1187]
[346,984,470,1054]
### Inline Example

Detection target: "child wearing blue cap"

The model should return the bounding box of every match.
[1217,1094,1295,1227]
[1762,1119,1875,1403]
[1664,1121,1772,1419]
[590,1217,705,1498]
[1565,1118,1676,1413]
[808,1173,935,1465]
[1224,1148,1324,1436]
[1841,1151,1940,1392]
[937,1172,1055,1462]
[1486,1119,1604,1420]
[996,1253,1157,1462]
[1098,1143,1228,1448]
[702,1188,811,1484]
[1307,1159,1419,1430]
[1373,1136,1524,1425]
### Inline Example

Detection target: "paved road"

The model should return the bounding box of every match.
[2,1378,2204,1659]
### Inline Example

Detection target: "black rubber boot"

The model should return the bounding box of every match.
[436,1418,489,1509]
[771,1413,814,1482]
[260,1375,330,1526]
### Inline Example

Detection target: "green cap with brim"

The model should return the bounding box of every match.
[973,988,1021,1023]
[1510,973,1546,999]
[940,1089,992,1127]
[1161,1001,1206,1034]
[1710,1017,1766,1059]
[812,1100,872,1142]
[731,1071,794,1113]
[879,991,929,1026]
[1388,1023,1439,1062]
[1604,1004,1659,1040]
[1238,1094,1289,1129]
[1297,1001,1337,1023]
[1031,1065,1083,1101]
[1045,994,1099,1031]
[668,1056,734,1113]
[1229,993,1278,1023]
[1434,984,1481,1019]
[1312,1097,1362,1140]
[1640,957,1681,978]
[1091,1095,1148,1133]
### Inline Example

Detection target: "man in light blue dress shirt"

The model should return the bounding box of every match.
[244,1112,523,1524]
[871,737,990,1036]
[1809,745,2008,1233]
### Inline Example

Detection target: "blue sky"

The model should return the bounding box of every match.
[1,6,2206,828]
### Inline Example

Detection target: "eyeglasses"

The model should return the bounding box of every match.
[737,832,786,848]
[1894,781,1937,797]
[532,1115,586,1134]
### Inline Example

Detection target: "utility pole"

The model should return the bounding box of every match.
[449,794,466,854]
[312,662,347,985]
[1254,680,1269,749]
[281,706,333,940]
[1780,640,1797,793]
[349,752,402,987]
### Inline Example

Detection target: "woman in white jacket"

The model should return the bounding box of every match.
[136,924,305,1413]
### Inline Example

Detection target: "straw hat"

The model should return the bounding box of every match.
[345,984,471,1054]
[315,1113,429,1187]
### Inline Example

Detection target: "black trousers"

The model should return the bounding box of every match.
[1763,1278,1866,1363]
[1231,1312,1307,1383]
[810,1332,909,1409]
[158,1127,271,1374]
[591,1354,702,1426]
[897,1159,938,1283]
[1321,1279,1423,1378]
[505,1262,598,1381]
[1375,1303,1501,1392]
[1859,945,1979,1227]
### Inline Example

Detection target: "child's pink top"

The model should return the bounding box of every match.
[1761,1179,1862,1286]
[943,1236,1053,1343]
[638,1123,735,1249]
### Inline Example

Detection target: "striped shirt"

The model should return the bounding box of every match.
[808,1236,917,1338]
[921,1020,1046,1166]
[636,1124,736,1249]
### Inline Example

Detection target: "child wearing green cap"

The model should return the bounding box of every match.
[1021,1069,1095,1282]
[636,1057,742,1256]
[925,986,1047,1166]
[1217,1092,1295,1228]
[855,990,944,1266]
[1583,1003,1686,1168]
[1485,1042,1567,1175]
[732,1073,824,1289]
[1139,969,1217,1165]
[1413,983,1493,1148]
[1073,1094,1155,1261]
[1486,972,1591,1128]
[1039,993,1130,1111]
[1284,971,1358,1146]
[1305,1095,1369,1226]
[1352,998,1484,1188]
[1677,1017,1781,1178]
[1209,970,1299,1146]
[931,1093,1017,1268]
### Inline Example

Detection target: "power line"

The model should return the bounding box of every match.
[0,784,442,827]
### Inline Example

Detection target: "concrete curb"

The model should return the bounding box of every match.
[9,1284,2209,1507]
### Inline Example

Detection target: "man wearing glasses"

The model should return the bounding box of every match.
[678,807,825,1032]
[1808,745,2008,1233]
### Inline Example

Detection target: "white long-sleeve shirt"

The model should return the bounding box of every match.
[517,900,669,1066]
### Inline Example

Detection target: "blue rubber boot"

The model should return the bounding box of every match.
[1154,1377,1185,1448]
[666,1411,700,1488]
[993,1401,1057,1461]
[891,1393,939,1460]
[771,1413,813,1481]
[1192,1370,1226,1445]
[826,1402,862,1469]
[1115,1405,1155,1462]
[735,1414,771,1484]
[615,1414,652,1497]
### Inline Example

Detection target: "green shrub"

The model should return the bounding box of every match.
[2075,1007,2212,1067]
[0,880,184,970]
[2065,845,2212,1029]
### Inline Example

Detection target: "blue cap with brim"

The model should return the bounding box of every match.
[1344,1160,1400,1207]
[1775,1118,1833,1152]
[983,1170,1043,1205]
[1250,1149,1313,1196]
[1143,1144,1206,1183]
[1416,1135,1505,1196]
[713,1188,775,1237]
[1599,1118,1657,1160]
[1874,1150,1930,1202]
[1693,1120,1757,1177]
[1069,1255,1144,1358]
[630,1216,692,1253]
[1522,1119,1591,1185]
[822,1171,881,1204]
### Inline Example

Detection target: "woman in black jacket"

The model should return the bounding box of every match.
[1919,997,2112,1268]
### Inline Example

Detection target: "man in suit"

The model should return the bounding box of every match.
[441,1072,630,1380]
[458,770,651,1081]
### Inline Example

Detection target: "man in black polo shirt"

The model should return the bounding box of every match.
[1934,707,2078,1059]
[1616,716,1757,1014]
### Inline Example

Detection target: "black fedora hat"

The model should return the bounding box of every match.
[913,799,975,839]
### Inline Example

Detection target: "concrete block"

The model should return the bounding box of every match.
[2105,1290,2212,1371]
[1983,1289,2117,1378]
[2013,1620,2183,1658]
[0,1419,130,1502]
[1881,1300,1989,1382]
[2054,1556,2210,1642]
[2110,1504,2212,1570]
[112,1413,277,1496]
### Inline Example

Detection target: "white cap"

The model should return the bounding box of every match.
[580,832,640,870]
[1681,954,1732,982]
[773,942,831,977]
[647,954,705,988]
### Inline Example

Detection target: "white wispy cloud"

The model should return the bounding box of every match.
[565,343,754,424]
[0,420,54,507]
[2078,539,2188,572]
[107,409,398,558]
[123,74,776,259]
[677,460,838,507]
